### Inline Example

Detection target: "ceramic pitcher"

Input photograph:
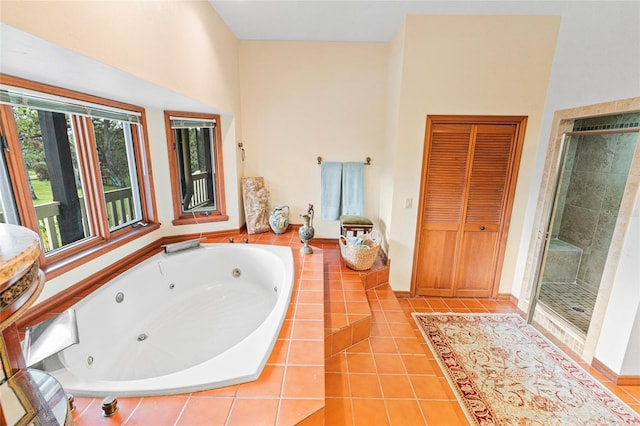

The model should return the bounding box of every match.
[299,204,315,254]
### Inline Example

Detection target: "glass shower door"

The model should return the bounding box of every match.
[528,124,639,335]
[527,133,573,328]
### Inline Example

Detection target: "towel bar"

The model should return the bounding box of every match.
[317,156,371,165]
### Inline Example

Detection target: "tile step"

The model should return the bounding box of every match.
[324,255,390,357]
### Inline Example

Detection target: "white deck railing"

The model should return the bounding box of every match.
[187,171,210,209]
[2,171,211,252]
[34,187,133,252]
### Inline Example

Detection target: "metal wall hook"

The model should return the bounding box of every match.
[238,142,245,161]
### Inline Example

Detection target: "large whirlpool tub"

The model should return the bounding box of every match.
[40,243,294,397]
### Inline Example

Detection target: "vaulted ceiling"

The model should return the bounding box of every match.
[208,1,567,43]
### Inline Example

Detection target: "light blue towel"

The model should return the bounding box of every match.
[341,162,364,216]
[321,162,342,220]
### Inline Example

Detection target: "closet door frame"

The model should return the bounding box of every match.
[411,115,527,298]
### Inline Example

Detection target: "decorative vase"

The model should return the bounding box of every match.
[269,205,290,234]
[299,204,315,255]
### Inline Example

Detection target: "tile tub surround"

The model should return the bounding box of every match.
[20,230,640,425]
[27,231,326,426]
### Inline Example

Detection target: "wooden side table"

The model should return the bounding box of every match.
[0,223,72,426]
[340,215,373,237]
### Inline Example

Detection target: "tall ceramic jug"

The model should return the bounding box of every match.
[269,205,290,234]
[299,204,315,254]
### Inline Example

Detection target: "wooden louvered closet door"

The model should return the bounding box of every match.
[413,116,525,298]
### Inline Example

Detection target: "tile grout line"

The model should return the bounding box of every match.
[223,398,237,426]
[274,252,305,426]
[383,290,429,426]
[122,397,143,425]
[172,395,191,426]
[340,267,357,426]
[376,288,437,424]
[75,397,95,420]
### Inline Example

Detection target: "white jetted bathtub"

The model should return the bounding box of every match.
[41,243,294,397]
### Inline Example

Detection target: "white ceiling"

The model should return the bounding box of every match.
[208,0,565,43]
[0,1,609,112]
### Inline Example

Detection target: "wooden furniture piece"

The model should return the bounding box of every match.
[413,116,526,298]
[340,215,373,237]
[0,223,72,426]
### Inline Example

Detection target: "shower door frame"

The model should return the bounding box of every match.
[520,97,640,363]
[525,133,571,325]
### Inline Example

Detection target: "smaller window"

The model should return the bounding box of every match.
[164,112,227,225]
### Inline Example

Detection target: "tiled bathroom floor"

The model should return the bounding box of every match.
[538,282,598,334]
[31,231,640,425]
[329,289,640,425]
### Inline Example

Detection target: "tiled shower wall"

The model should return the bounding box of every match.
[553,113,640,294]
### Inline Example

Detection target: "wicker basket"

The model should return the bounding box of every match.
[339,231,381,271]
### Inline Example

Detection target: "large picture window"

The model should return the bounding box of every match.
[0,75,158,277]
[164,111,227,224]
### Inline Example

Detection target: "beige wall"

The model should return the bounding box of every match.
[0,0,244,300]
[0,5,560,297]
[0,6,561,299]
[386,15,560,293]
[0,0,240,115]
[378,20,406,254]
[238,41,388,236]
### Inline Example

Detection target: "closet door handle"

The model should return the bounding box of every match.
[480,226,486,231]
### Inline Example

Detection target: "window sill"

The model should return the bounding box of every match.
[171,215,229,226]
[42,222,161,281]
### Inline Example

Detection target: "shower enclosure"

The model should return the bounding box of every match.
[529,112,639,336]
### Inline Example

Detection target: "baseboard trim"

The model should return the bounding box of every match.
[592,357,640,386]
[616,376,640,386]
[509,294,519,305]
[496,292,515,302]
[398,292,519,300]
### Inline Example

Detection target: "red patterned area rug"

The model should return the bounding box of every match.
[413,313,640,425]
